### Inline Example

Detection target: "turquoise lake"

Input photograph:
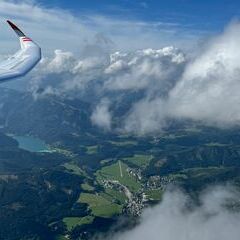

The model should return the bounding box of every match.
[12,136,50,152]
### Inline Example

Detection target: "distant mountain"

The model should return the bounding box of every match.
[0,88,93,142]
[0,87,149,143]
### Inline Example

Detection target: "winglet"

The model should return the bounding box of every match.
[7,20,26,37]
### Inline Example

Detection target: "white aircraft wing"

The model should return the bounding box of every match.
[0,20,41,82]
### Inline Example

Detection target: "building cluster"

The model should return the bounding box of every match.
[126,167,142,181]
[146,175,172,190]
[123,195,145,217]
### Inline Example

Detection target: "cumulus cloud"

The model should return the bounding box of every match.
[124,98,169,134]
[168,22,240,126]
[124,22,240,133]
[26,43,186,99]
[46,50,76,73]
[16,21,240,134]
[104,47,185,92]
[3,5,240,135]
[107,186,240,240]
[28,43,110,95]
[91,99,112,130]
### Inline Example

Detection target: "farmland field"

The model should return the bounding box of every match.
[78,193,122,217]
[123,154,153,168]
[96,162,141,192]
[63,216,94,231]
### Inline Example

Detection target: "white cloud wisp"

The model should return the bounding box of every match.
[107,187,240,240]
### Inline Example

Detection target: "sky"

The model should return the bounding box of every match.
[32,0,240,31]
[1,0,240,56]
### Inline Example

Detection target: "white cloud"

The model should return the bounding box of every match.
[104,47,185,91]
[124,98,169,134]
[168,22,240,127]
[46,50,75,73]
[124,22,240,134]
[25,44,186,97]
[91,99,112,130]
[3,1,240,135]
[108,186,240,240]
[9,21,240,135]
[0,0,202,56]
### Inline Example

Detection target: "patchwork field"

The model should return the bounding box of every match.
[96,162,141,192]
[63,162,86,176]
[78,193,122,217]
[123,154,153,168]
[63,216,94,231]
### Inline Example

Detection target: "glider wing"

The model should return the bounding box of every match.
[0,20,41,82]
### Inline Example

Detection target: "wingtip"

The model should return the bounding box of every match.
[6,20,25,37]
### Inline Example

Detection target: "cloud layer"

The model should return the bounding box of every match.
[2,2,240,134]
[27,46,186,133]
[108,187,240,240]
[6,21,240,134]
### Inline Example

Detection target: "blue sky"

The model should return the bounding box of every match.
[0,0,239,55]
[37,0,240,31]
